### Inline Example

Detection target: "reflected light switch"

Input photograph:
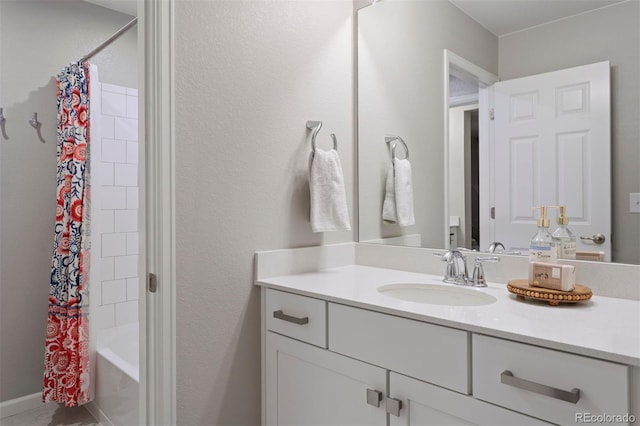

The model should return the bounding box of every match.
[630,193,640,213]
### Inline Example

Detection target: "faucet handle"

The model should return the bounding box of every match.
[470,256,500,287]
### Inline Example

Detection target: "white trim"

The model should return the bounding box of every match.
[0,393,43,419]
[443,49,498,249]
[85,401,115,426]
[141,0,176,425]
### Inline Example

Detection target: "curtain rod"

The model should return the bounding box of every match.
[81,17,138,63]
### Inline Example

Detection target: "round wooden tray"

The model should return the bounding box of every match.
[507,279,592,306]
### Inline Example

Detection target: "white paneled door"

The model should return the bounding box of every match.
[487,61,611,259]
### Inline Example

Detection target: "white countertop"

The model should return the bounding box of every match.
[257,265,640,366]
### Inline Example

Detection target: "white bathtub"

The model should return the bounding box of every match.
[89,323,139,426]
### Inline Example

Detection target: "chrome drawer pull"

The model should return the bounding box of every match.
[273,310,309,325]
[500,370,580,404]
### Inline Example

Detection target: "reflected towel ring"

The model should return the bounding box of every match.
[307,120,338,155]
[385,135,409,160]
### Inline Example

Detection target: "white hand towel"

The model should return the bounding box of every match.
[309,149,351,233]
[382,158,415,227]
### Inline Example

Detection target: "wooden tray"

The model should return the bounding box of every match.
[507,279,592,306]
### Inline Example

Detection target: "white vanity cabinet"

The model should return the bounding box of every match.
[263,288,547,425]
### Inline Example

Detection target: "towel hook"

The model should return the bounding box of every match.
[29,112,41,129]
[0,108,5,126]
[307,120,338,155]
[385,135,409,160]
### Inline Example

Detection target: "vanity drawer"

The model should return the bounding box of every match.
[265,289,327,348]
[473,334,630,425]
[328,303,470,394]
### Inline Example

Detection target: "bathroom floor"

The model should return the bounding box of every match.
[0,404,100,426]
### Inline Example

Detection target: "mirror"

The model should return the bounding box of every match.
[357,0,640,265]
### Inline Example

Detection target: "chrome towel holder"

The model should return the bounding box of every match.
[306,120,338,155]
[385,134,409,160]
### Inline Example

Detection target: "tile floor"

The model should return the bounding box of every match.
[0,403,100,426]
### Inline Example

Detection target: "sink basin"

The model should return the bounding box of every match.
[377,283,497,306]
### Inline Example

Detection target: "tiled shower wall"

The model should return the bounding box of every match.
[96,82,139,330]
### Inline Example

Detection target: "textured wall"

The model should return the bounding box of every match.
[174,1,354,424]
[499,0,640,264]
[0,0,136,403]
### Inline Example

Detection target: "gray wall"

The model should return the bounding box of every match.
[499,0,640,264]
[0,0,136,402]
[174,1,354,424]
[357,0,498,247]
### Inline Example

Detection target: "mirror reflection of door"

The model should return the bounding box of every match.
[449,58,611,259]
[487,61,612,259]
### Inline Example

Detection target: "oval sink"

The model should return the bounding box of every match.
[377,283,497,306]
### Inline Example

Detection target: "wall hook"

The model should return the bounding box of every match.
[0,108,7,140]
[29,112,46,143]
[29,112,41,129]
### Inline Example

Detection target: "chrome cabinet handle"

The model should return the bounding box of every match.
[385,397,403,416]
[500,370,580,404]
[272,310,309,325]
[579,233,606,245]
[366,389,383,407]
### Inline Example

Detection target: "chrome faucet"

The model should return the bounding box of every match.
[487,242,505,253]
[435,250,469,285]
[434,250,500,287]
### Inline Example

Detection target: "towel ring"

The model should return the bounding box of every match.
[385,135,409,160]
[307,120,338,155]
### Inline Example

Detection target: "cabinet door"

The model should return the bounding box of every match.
[389,372,549,426]
[265,332,387,426]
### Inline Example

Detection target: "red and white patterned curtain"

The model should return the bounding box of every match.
[43,61,92,407]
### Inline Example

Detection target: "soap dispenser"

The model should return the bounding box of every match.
[551,205,577,259]
[529,206,557,263]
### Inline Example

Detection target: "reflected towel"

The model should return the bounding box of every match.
[382,158,415,227]
[309,149,351,233]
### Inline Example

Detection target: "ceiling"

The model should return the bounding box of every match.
[83,0,137,17]
[448,0,628,36]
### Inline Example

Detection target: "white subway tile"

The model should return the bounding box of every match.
[114,163,138,187]
[96,304,115,330]
[102,83,127,94]
[115,301,139,327]
[114,117,138,141]
[100,256,114,281]
[100,210,114,234]
[102,279,127,305]
[102,91,126,117]
[126,141,138,164]
[126,278,139,301]
[127,232,139,255]
[101,115,115,139]
[126,95,138,119]
[126,88,138,96]
[114,255,138,279]
[115,210,138,233]
[93,281,103,306]
[101,162,114,186]
[102,139,127,163]
[102,233,127,257]
[126,187,139,209]
[101,187,127,209]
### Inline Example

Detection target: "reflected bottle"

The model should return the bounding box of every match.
[529,206,557,263]
[552,206,577,260]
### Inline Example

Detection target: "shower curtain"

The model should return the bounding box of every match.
[43,61,92,407]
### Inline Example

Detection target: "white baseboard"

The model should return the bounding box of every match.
[0,392,43,419]
[85,401,114,426]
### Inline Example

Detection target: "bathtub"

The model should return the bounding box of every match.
[88,323,139,426]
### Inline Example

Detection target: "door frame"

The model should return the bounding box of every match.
[443,50,498,249]
[140,0,176,424]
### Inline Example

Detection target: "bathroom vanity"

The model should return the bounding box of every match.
[256,245,639,426]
